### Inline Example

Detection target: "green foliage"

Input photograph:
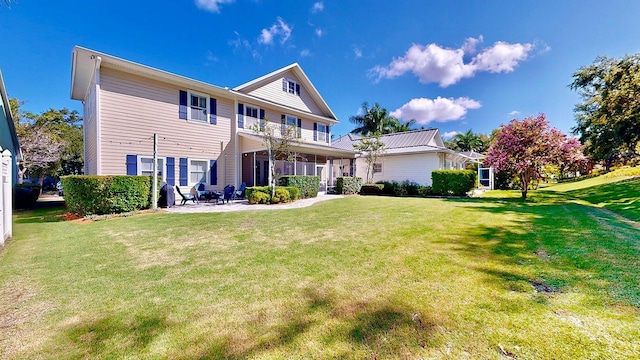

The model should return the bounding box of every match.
[248,191,271,204]
[271,188,291,204]
[417,185,433,197]
[336,177,363,195]
[14,183,41,209]
[602,165,640,178]
[285,186,300,201]
[278,176,320,198]
[359,183,383,195]
[431,170,477,196]
[353,133,385,183]
[62,175,152,215]
[377,180,428,197]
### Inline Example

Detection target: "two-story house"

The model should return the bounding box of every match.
[70,46,357,194]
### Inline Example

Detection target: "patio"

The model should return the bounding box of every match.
[166,193,344,213]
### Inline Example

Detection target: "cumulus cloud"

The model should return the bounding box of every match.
[315,28,323,37]
[353,46,363,58]
[370,36,537,87]
[258,17,292,45]
[311,2,324,13]
[195,0,235,13]
[390,97,481,124]
[443,131,460,139]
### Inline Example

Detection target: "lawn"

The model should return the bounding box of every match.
[0,185,639,359]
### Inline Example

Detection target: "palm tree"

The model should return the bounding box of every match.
[453,129,484,152]
[388,118,416,133]
[350,102,398,135]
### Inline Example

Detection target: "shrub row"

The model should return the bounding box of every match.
[246,186,300,204]
[336,177,363,195]
[359,183,383,195]
[431,170,477,196]
[278,176,320,198]
[375,180,432,197]
[14,183,41,209]
[62,175,153,215]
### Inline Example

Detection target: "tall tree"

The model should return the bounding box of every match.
[445,130,490,153]
[570,54,640,165]
[485,114,582,198]
[350,102,409,135]
[353,132,385,183]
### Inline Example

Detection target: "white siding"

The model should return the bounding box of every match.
[83,75,98,174]
[98,67,235,190]
[246,70,325,116]
[356,153,441,186]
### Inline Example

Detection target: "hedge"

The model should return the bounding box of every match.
[431,170,477,196]
[62,175,153,215]
[376,180,431,197]
[278,176,320,198]
[245,186,299,204]
[14,183,41,209]
[359,183,383,195]
[336,177,363,195]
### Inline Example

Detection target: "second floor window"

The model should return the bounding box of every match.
[246,105,258,118]
[189,92,208,122]
[317,123,327,142]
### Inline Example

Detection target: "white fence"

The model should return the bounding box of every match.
[1,147,13,245]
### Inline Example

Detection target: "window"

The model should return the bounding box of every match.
[317,123,327,142]
[245,105,258,118]
[139,157,165,182]
[189,91,209,122]
[373,163,382,174]
[285,115,296,126]
[283,78,299,95]
[189,159,207,184]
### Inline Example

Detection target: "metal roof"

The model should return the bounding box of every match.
[332,129,442,151]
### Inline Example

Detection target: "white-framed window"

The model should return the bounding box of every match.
[139,156,166,182]
[317,123,327,142]
[283,78,298,95]
[285,115,297,126]
[245,105,258,119]
[373,163,382,174]
[189,159,208,185]
[188,90,209,122]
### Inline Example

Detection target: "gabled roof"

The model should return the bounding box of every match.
[332,129,444,153]
[233,63,338,121]
[0,68,22,160]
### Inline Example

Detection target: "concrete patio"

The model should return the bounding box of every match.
[166,193,344,213]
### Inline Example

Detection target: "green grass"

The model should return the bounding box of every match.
[1,186,639,359]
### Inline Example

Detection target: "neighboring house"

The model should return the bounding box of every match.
[70,46,357,194]
[332,129,481,186]
[0,68,22,184]
[0,67,21,243]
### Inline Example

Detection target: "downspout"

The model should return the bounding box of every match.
[92,56,103,174]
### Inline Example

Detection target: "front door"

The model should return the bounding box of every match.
[316,165,326,192]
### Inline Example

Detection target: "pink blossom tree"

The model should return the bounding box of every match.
[486,114,583,198]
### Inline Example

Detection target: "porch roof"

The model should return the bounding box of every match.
[238,132,357,158]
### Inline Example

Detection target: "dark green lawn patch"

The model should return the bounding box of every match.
[1,195,639,359]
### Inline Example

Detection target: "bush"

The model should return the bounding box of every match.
[14,183,41,209]
[359,183,383,195]
[336,177,363,195]
[400,180,421,196]
[278,176,320,198]
[377,181,396,195]
[271,188,291,204]
[245,186,270,201]
[248,191,270,204]
[417,185,432,197]
[62,175,153,215]
[285,186,300,201]
[431,170,477,196]
[375,180,422,196]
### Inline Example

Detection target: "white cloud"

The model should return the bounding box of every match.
[443,131,460,139]
[390,97,481,124]
[315,28,323,37]
[370,37,537,87]
[353,46,363,58]
[205,50,218,62]
[507,110,520,116]
[195,0,235,13]
[311,2,324,13]
[300,49,311,57]
[258,17,292,45]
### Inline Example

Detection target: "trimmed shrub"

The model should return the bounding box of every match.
[417,186,433,197]
[285,186,300,201]
[271,188,291,204]
[62,175,152,215]
[14,183,41,209]
[248,191,270,204]
[245,186,270,201]
[336,177,363,195]
[431,170,477,196]
[278,176,320,198]
[400,180,420,196]
[359,183,383,195]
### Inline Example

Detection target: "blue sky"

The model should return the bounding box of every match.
[1,0,640,138]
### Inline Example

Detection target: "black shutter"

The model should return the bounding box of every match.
[326,125,330,143]
[313,123,317,141]
[295,84,300,96]
[209,98,217,124]
[281,114,286,135]
[179,158,188,186]
[179,91,187,119]
[282,78,287,92]
[297,118,302,138]
[210,160,217,185]
[238,103,244,128]
[259,109,265,130]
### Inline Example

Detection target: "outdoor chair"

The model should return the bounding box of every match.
[196,182,207,200]
[175,186,197,205]
[223,184,235,204]
[233,182,247,200]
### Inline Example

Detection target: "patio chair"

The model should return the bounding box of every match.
[223,184,235,204]
[196,182,207,200]
[233,182,247,200]
[175,186,197,205]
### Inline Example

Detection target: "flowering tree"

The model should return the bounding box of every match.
[353,132,385,183]
[486,114,584,198]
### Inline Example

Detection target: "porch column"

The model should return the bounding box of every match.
[294,152,297,175]
[253,151,256,187]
